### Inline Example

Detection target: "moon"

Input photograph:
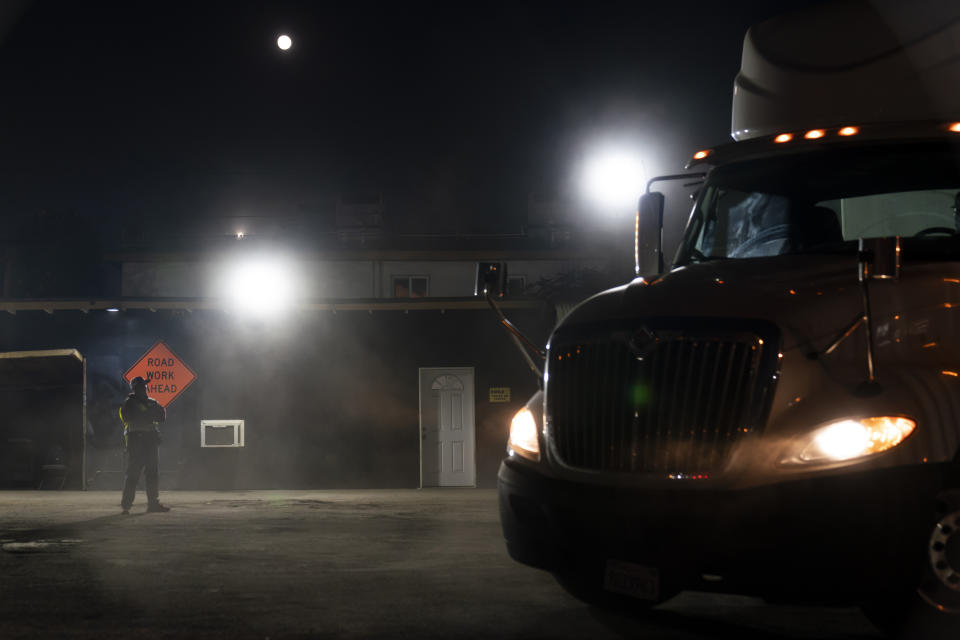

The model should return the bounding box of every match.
[277,34,292,51]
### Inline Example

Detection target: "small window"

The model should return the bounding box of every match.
[506,275,526,297]
[393,276,428,298]
[201,420,245,448]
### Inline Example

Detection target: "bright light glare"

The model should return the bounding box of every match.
[509,408,540,460]
[799,416,916,463]
[225,259,296,317]
[813,420,869,460]
[582,148,645,212]
[277,34,292,50]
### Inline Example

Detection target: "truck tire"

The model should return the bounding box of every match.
[861,489,960,639]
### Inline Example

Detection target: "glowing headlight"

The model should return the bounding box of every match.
[509,408,540,461]
[784,416,916,465]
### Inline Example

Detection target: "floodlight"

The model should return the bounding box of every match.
[582,147,646,212]
[225,258,297,317]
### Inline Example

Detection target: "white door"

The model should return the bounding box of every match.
[419,367,476,487]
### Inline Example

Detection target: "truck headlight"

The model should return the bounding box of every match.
[509,408,540,461]
[782,416,916,465]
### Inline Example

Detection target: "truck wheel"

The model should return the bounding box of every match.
[862,490,960,639]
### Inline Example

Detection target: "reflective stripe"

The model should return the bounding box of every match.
[119,404,156,434]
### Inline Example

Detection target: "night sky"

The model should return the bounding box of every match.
[0,0,817,236]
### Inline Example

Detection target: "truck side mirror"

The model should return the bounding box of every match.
[859,236,901,280]
[852,236,901,394]
[475,262,508,297]
[637,192,665,275]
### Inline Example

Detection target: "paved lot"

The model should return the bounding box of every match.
[0,490,880,639]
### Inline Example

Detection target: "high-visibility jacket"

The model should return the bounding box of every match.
[119,394,165,443]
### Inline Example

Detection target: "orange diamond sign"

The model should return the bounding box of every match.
[124,341,197,408]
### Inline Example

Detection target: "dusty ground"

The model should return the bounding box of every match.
[0,490,880,639]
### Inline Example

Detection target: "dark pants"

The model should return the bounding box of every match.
[121,432,160,508]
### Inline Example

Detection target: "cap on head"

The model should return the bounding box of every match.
[130,376,149,389]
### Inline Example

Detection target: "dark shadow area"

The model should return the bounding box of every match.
[1,511,146,543]
[584,598,880,640]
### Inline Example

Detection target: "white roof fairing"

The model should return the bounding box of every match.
[732,0,960,141]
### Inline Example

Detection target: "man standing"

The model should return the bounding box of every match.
[119,376,170,514]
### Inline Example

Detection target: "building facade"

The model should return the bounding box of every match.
[0,202,630,490]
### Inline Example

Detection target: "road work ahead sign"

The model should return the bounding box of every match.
[124,341,197,407]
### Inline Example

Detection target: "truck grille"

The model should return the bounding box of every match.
[546,322,778,475]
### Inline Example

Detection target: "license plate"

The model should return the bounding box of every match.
[603,560,660,601]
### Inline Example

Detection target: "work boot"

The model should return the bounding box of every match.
[121,508,130,515]
[146,502,170,513]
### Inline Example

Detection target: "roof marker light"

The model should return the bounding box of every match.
[774,133,793,143]
[804,129,826,139]
[838,126,859,136]
[692,149,711,160]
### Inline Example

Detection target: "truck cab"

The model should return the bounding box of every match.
[498,2,960,637]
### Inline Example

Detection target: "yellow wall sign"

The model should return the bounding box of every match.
[489,387,511,403]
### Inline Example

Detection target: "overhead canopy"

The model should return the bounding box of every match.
[0,349,86,490]
[0,349,84,388]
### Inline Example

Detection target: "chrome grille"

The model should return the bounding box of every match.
[546,323,777,474]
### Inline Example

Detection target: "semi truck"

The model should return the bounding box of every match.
[496,1,960,637]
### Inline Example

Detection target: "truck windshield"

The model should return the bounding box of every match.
[677,141,960,264]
